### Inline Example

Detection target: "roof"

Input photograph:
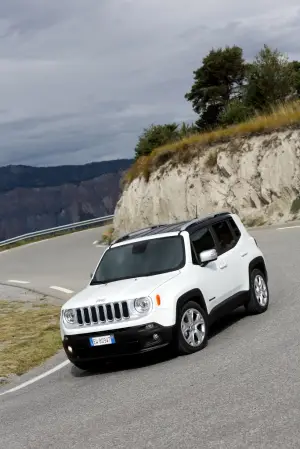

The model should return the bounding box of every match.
[112,211,231,245]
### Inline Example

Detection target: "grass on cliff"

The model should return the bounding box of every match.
[0,300,61,381]
[123,101,300,186]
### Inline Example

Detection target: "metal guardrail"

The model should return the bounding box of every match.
[0,214,114,248]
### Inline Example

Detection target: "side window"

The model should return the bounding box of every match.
[228,217,241,241]
[211,220,235,254]
[190,227,216,264]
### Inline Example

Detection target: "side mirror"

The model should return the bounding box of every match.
[199,249,218,266]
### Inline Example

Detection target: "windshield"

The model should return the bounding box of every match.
[91,235,185,284]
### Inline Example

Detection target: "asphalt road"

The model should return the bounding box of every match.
[1,224,300,448]
[0,226,108,300]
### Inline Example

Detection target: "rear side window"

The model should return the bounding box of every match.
[228,217,241,240]
[211,220,235,254]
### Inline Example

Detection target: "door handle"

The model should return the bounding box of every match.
[240,252,248,257]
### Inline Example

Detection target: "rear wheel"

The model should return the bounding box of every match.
[245,268,269,314]
[176,300,209,355]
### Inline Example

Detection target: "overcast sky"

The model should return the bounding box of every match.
[0,0,299,166]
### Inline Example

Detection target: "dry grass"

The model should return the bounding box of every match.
[0,300,61,380]
[205,149,219,169]
[101,226,115,244]
[123,101,300,186]
[291,197,300,214]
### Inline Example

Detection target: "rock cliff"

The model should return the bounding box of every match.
[0,159,132,241]
[113,129,300,235]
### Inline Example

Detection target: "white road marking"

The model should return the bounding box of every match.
[0,360,70,396]
[50,286,74,294]
[7,279,30,284]
[277,225,300,230]
[93,240,107,248]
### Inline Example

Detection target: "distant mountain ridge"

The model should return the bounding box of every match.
[0,159,132,193]
[0,159,133,241]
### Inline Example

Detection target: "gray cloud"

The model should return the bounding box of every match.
[0,0,300,166]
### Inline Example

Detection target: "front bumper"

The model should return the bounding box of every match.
[62,323,175,362]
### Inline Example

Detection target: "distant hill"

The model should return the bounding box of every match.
[0,159,132,192]
[0,159,133,241]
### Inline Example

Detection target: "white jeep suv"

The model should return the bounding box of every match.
[60,212,269,370]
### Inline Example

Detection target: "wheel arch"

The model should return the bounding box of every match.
[248,256,268,283]
[175,289,208,323]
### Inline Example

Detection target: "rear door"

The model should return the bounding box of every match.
[210,218,244,299]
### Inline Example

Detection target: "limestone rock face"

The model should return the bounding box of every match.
[113,130,300,235]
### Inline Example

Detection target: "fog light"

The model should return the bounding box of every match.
[67,346,73,353]
[153,333,159,340]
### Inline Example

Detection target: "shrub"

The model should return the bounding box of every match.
[101,226,115,244]
[219,99,253,126]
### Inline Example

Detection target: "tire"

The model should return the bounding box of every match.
[245,268,269,314]
[175,300,209,355]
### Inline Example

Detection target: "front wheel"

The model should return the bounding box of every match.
[245,268,269,314]
[176,300,209,355]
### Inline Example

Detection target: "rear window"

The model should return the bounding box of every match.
[228,217,241,240]
[211,220,235,254]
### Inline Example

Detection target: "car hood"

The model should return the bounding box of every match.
[63,271,181,308]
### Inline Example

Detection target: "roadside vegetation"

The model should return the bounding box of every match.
[0,300,61,382]
[123,44,300,185]
[0,229,74,253]
[100,226,115,244]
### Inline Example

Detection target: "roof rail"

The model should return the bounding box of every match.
[179,211,231,232]
[111,224,167,245]
[179,218,201,231]
[213,211,231,217]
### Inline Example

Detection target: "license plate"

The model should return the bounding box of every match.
[89,335,115,347]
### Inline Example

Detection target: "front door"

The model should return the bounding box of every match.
[190,226,229,313]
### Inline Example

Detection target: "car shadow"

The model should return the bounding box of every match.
[208,306,247,340]
[71,306,248,378]
[70,348,175,378]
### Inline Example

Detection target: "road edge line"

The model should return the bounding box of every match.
[0,360,70,396]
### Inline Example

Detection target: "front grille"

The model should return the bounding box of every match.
[75,301,130,326]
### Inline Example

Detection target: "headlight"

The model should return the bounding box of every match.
[134,297,151,314]
[63,309,76,324]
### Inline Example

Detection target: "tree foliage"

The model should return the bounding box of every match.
[134,123,178,160]
[184,46,246,130]
[133,43,300,161]
[291,60,300,97]
[245,45,297,111]
[134,122,198,160]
